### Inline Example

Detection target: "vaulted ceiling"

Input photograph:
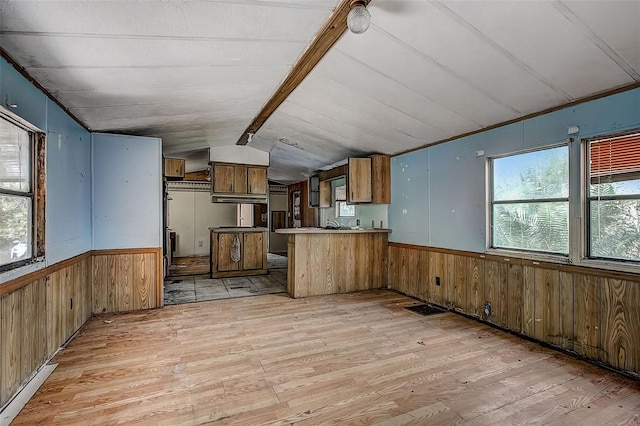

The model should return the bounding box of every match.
[1,1,639,184]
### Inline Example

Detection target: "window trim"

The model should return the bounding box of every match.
[488,143,570,257]
[0,106,46,272]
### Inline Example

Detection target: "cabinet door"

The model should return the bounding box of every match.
[247,167,267,195]
[164,158,185,178]
[371,154,391,204]
[243,232,264,270]
[234,165,248,194]
[217,233,240,272]
[213,164,235,193]
[319,180,331,208]
[348,157,372,203]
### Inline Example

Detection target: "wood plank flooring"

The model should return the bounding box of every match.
[12,291,640,425]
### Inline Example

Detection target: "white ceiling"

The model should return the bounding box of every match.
[1,0,639,184]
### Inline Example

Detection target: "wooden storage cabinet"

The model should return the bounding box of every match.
[211,162,267,196]
[164,158,185,179]
[371,154,391,204]
[347,157,372,203]
[211,227,267,278]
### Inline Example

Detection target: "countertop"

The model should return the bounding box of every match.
[275,227,391,234]
[209,227,268,232]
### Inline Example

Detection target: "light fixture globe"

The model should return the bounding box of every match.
[347,0,370,34]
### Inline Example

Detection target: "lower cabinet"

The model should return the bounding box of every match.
[211,227,268,278]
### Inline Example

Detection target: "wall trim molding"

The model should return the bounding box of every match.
[388,242,640,281]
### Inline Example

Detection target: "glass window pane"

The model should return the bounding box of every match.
[338,201,355,217]
[590,199,640,261]
[590,177,640,197]
[493,146,568,201]
[492,202,569,254]
[0,119,31,192]
[0,194,32,266]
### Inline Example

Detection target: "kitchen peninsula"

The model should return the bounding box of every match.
[276,228,390,298]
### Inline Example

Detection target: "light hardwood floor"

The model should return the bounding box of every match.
[13,291,640,425]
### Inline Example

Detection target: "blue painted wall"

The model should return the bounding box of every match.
[0,58,92,282]
[389,88,640,252]
[92,133,162,250]
[0,57,162,283]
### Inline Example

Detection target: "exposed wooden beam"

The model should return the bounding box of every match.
[236,0,371,145]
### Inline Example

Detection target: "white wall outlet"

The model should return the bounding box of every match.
[198,240,203,247]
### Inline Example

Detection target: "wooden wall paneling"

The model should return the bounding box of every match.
[600,278,640,374]
[118,254,134,312]
[507,264,524,333]
[429,251,447,305]
[64,264,74,342]
[1,288,21,406]
[573,274,600,360]
[287,237,295,296]
[534,268,560,346]
[417,250,430,302]
[21,281,45,384]
[387,246,398,293]
[288,180,318,228]
[406,248,419,296]
[453,255,467,311]
[133,253,154,310]
[522,265,536,338]
[82,257,92,323]
[466,257,485,317]
[558,271,574,351]
[46,270,66,356]
[484,260,507,325]
[107,255,118,312]
[92,255,108,314]
[445,254,455,308]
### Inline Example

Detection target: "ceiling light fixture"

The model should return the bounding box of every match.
[347,0,371,34]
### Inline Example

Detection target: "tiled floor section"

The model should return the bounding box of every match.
[164,254,288,305]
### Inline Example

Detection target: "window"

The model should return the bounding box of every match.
[491,145,569,254]
[336,201,355,217]
[587,131,640,261]
[335,185,355,217]
[0,110,45,271]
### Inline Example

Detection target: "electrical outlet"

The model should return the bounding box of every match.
[198,240,204,247]
[435,276,441,286]
[484,303,492,317]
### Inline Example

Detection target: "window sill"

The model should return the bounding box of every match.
[485,248,640,275]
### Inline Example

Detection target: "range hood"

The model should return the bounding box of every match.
[211,195,267,204]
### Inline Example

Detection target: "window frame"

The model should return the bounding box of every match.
[583,129,640,264]
[488,143,570,258]
[0,106,46,273]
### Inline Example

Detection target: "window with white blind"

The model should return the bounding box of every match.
[587,131,640,261]
[0,109,45,271]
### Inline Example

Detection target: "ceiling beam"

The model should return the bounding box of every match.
[236,0,371,145]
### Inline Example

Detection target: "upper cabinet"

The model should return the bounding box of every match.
[348,157,372,203]
[211,162,268,197]
[164,158,185,180]
[314,154,390,206]
[370,154,391,204]
[247,167,267,195]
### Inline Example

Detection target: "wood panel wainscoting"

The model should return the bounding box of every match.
[92,248,163,314]
[0,247,162,410]
[388,242,640,378]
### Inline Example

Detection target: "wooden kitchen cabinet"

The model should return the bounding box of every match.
[210,227,267,278]
[211,162,267,197]
[319,180,331,208]
[247,166,267,195]
[164,158,185,180]
[371,154,391,204]
[347,157,372,203]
